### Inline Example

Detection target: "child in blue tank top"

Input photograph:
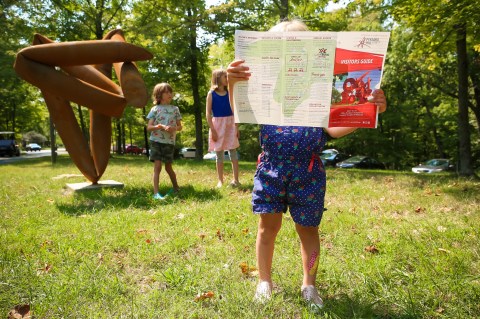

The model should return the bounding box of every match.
[227,20,388,309]
[206,69,241,188]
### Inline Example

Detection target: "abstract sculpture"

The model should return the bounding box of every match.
[14,30,153,183]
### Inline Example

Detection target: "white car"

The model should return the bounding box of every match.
[412,159,453,173]
[203,151,239,161]
[26,143,42,152]
[179,147,196,159]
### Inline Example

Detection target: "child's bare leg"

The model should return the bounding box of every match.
[164,162,179,190]
[153,160,162,194]
[295,223,320,286]
[215,150,224,187]
[229,149,240,184]
[256,213,282,285]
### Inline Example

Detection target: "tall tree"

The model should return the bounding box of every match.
[131,0,213,159]
[390,0,479,176]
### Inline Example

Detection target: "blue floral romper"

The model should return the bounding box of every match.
[252,125,327,227]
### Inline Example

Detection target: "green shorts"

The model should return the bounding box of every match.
[149,141,175,163]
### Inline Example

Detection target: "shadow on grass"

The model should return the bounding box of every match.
[328,168,479,201]
[280,289,416,318]
[56,184,223,217]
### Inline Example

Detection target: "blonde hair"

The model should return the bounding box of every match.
[269,20,308,32]
[210,69,227,91]
[152,82,173,104]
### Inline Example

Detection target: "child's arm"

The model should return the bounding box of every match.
[147,118,163,132]
[325,89,387,138]
[205,91,218,141]
[175,120,182,132]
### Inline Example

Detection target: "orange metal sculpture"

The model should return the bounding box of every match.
[14,30,153,184]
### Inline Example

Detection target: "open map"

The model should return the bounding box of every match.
[233,30,390,128]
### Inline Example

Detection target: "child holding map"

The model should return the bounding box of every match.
[206,69,241,188]
[226,20,387,309]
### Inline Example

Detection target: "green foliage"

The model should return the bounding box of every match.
[2,0,480,171]
[0,156,479,317]
[22,131,47,144]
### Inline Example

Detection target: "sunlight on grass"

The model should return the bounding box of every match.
[0,155,479,318]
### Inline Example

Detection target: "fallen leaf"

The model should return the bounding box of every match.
[37,263,52,274]
[8,304,31,319]
[364,245,379,254]
[242,228,249,234]
[145,239,151,244]
[436,307,445,314]
[198,233,206,240]
[216,229,224,240]
[136,229,148,234]
[40,240,53,248]
[240,262,258,277]
[194,291,214,301]
[414,207,425,213]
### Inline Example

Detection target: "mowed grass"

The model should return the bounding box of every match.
[0,155,479,318]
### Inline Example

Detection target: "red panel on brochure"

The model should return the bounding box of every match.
[329,48,385,128]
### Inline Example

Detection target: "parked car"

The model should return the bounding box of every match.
[336,155,385,169]
[125,144,144,155]
[320,150,349,167]
[0,131,20,157]
[203,150,239,161]
[179,147,197,159]
[412,159,454,173]
[25,143,42,152]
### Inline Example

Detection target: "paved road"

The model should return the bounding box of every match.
[0,148,68,165]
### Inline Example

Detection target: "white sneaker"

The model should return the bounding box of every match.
[301,285,324,309]
[254,281,272,303]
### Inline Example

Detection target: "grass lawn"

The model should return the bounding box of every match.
[0,155,479,318]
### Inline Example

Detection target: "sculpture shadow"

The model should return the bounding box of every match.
[56,184,223,217]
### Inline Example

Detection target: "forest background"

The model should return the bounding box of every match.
[1,0,479,176]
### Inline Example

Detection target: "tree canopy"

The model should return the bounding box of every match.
[1,0,478,174]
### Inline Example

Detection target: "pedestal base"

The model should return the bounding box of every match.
[66,180,124,191]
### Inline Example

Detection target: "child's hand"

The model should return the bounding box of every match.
[157,124,174,134]
[372,89,387,113]
[227,60,251,86]
[211,129,218,142]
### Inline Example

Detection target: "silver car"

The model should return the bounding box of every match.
[412,159,453,173]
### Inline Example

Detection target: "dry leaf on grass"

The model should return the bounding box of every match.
[37,263,52,274]
[194,291,214,301]
[240,262,258,277]
[414,207,425,213]
[364,245,379,254]
[8,304,31,319]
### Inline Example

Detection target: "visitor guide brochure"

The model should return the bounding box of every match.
[232,30,390,128]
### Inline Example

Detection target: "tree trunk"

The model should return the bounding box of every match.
[424,101,446,158]
[77,104,89,143]
[49,116,57,164]
[188,7,204,160]
[455,24,474,176]
[468,51,480,136]
[143,107,149,157]
[115,119,122,155]
[121,121,126,153]
[275,0,289,20]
